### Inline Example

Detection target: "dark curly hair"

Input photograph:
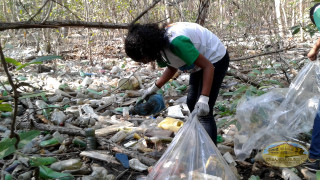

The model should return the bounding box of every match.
[310,3,320,24]
[125,23,169,63]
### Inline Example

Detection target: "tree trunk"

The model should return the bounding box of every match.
[274,0,283,38]
[281,0,288,35]
[299,0,304,41]
[164,0,171,23]
[219,0,223,29]
[196,0,210,26]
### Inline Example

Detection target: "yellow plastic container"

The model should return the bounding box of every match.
[158,117,184,133]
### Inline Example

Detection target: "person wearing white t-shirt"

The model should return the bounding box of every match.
[125,22,229,144]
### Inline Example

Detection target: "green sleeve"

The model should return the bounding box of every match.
[169,36,199,66]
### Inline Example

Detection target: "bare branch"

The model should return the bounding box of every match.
[130,0,162,26]
[230,46,296,61]
[51,0,82,20]
[0,21,129,31]
[41,0,53,23]
[27,0,51,22]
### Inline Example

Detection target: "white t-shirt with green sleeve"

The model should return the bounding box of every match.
[158,22,226,73]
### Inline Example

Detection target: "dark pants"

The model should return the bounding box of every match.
[310,104,320,159]
[187,52,230,145]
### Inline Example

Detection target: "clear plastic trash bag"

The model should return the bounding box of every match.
[234,61,320,160]
[146,112,237,180]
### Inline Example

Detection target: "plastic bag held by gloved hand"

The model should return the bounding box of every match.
[195,95,210,116]
[147,111,237,180]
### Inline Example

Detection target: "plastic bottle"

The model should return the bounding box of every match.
[35,100,50,118]
[123,107,129,119]
[39,138,60,148]
[50,159,83,171]
[73,137,87,148]
[85,128,97,150]
[29,157,57,167]
[52,131,64,143]
[51,110,67,126]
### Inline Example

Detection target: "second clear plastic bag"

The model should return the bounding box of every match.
[234,61,320,160]
[147,112,237,180]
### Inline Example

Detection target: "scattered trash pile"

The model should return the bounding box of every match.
[2,47,317,179]
[1,58,238,180]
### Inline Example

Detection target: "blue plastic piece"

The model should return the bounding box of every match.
[130,94,165,116]
[115,153,129,168]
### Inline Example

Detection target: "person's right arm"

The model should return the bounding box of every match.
[308,37,320,61]
[155,66,178,88]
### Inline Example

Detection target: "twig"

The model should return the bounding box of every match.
[0,43,20,147]
[41,0,53,23]
[115,169,129,180]
[0,81,10,93]
[51,0,82,20]
[27,0,51,22]
[18,0,33,21]
[0,21,129,31]
[130,0,162,26]
[230,46,296,61]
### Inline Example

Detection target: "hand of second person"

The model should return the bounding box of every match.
[308,48,319,61]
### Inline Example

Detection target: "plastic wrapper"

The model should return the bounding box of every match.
[234,61,320,160]
[147,112,237,180]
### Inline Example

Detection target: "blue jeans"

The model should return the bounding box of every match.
[187,52,230,145]
[310,109,320,159]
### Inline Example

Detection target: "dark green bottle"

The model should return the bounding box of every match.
[85,128,96,150]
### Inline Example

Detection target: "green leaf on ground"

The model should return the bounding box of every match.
[0,138,17,159]
[30,55,62,63]
[18,130,41,149]
[5,57,21,66]
[0,104,13,112]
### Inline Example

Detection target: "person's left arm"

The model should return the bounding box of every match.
[193,54,215,96]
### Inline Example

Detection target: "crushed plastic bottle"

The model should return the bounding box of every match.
[110,131,127,143]
[35,100,50,118]
[50,159,82,171]
[129,158,148,172]
[51,110,67,126]
[82,104,99,119]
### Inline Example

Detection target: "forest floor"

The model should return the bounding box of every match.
[0,30,319,180]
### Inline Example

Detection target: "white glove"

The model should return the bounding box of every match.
[141,83,160,100]
[195,95,210,116]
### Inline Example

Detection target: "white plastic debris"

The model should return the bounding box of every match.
[129,158,148,172]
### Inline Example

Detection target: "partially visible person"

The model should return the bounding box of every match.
[124,22,229,145]
[303,3,320,172]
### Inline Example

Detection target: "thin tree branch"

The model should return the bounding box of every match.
[0,21,129,31]
[41,0,53,23]
[0,43,20,147]
[230,46,296,61]
[51,0,82,20]
[18,0,33,21]
[130,0,162,26]
[27,0,51,22]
